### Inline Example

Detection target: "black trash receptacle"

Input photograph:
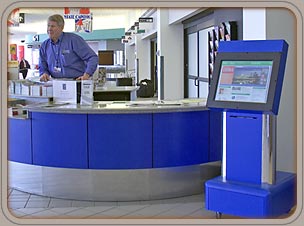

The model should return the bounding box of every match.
[137,79,154,98]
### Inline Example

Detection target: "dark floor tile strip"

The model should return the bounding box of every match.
[24,194,31,208]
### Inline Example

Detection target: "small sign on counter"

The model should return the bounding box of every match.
[53,80,77,104]
[80,80,93,105]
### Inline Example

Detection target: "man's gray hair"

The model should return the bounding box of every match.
[48,14,65,27]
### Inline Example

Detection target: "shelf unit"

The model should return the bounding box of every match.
[208,21,237,81]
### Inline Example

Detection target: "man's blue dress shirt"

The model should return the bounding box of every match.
[39,32,98,79]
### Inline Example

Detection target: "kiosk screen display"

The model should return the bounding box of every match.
[207,51,285,114]
[215,60,273,103]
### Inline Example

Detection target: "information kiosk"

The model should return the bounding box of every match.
[205,40,296,218]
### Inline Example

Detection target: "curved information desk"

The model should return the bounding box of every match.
[8,99,222,201]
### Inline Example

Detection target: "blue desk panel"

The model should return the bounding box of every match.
[153,111,209,168]
[209,111,222,161]
[11,109,219,170]
[8,118,32,164]
[88,113,153,169]
[31,112,88,169]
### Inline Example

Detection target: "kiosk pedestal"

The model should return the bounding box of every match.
[205,40,296,218]
[205,112,295,218]
[206,171,295,218]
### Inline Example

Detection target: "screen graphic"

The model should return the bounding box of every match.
[215,61,273,103]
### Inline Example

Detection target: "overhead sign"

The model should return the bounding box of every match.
[139,17,153,23]
[64,8,92,33]
[32,35,39,42]
[19,13,25,23]
[64,7,90,18]
[8,8,19,27]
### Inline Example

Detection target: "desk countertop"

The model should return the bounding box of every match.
[23,98,208,114]
[94,86,139,92]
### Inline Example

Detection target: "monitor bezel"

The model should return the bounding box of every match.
[207,51,282,113]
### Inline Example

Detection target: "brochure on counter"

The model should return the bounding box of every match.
[127,98,205,107]
[127,100,183,107]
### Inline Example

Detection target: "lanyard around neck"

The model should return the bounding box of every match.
[51,34,63,67]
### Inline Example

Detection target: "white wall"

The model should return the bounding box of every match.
[243,8,266,40]
[168,8,202,25]
[266,8,297,173]
[135,35,151,83]
[125,44,136,75]
[157,9,184,100]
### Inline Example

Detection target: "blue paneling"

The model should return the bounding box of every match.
[273,41,289,115]
[218,39,287,53]
[209,111,222,161]
[8,118,32,164]
[205,171,296,217]
[206,183,266,217]
[153,111,209,168]
[88,114,153,169]
[32,112,88,169]
[11,110,214,170]
[226,112,263,184]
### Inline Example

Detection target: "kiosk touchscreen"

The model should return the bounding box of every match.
[207,51,284,115]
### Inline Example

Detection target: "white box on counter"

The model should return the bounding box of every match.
[14,82,22,95]
[46,86,53,97]
[21,84,30,95]
[52,80,76,103]
[30,85,42,96]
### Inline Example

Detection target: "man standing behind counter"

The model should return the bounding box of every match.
[39,14,98,82]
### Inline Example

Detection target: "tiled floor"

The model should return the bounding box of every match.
[7,188,218,219]
[7,187,295,219]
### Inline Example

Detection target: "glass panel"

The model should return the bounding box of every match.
[188,33,198,76]
[188,79,198,98]
[199,81,209,99]
[199,27,213,79]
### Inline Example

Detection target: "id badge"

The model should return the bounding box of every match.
[54,67,62,72]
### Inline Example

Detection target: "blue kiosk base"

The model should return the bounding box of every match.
[205,171,296,218]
